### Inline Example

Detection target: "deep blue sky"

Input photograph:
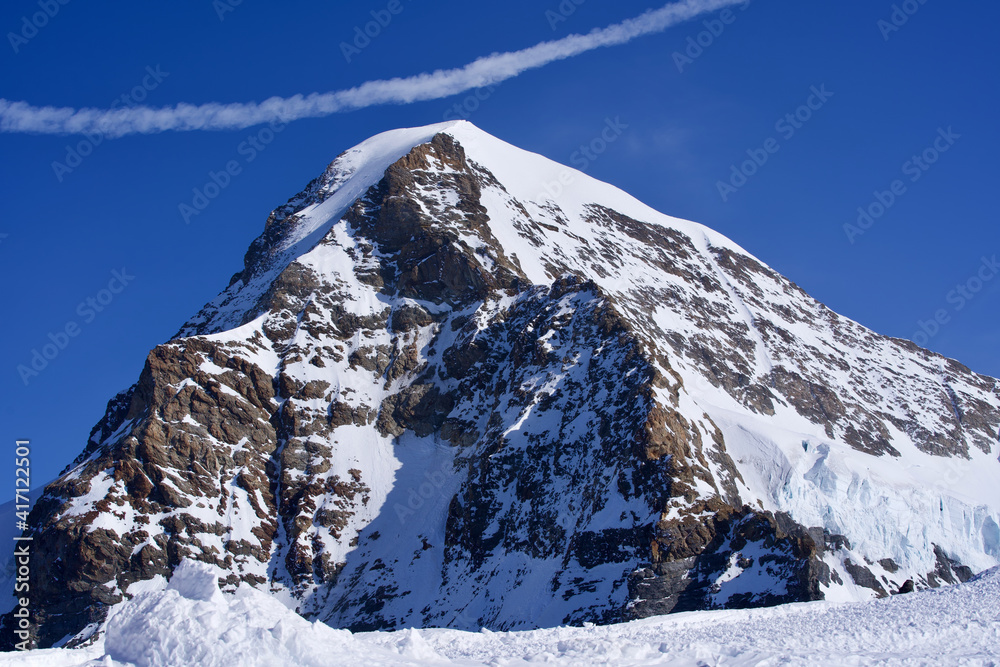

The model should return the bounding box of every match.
[2,0,998,487]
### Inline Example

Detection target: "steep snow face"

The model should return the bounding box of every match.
[2,561,998,666]
[441,121,1000,577]
[7,121,999,649]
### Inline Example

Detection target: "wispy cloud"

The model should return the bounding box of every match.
[0,0,741,138]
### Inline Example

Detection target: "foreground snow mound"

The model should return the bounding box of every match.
[99,561,409,667]
[1,564,997,666]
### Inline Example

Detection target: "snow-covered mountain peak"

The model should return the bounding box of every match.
[179,120,754,338]
[5,121,998,650]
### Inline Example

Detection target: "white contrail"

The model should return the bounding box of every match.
[0,0,742,137]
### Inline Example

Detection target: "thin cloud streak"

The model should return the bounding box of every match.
[0,0,741,137]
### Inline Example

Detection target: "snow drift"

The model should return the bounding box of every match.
[1,560,997,665]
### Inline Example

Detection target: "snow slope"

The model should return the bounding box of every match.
[1,560,997,666]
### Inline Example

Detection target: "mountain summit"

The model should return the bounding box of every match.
[7,121,999,648]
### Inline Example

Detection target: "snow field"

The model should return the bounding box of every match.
[1,561,996,666]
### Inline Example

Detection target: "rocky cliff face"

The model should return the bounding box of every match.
[5,121,999,648]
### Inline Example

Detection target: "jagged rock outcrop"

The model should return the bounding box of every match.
[4,121,998,648]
